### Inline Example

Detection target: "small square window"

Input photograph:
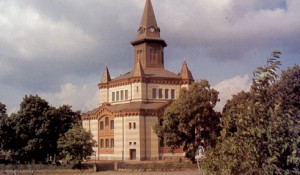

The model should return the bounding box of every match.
[171,89,175,99]
[159,89,163,99]
[121,90,124,100]
[165,89,169,99]
[112,92,115,102]
[125,90,129,100]
[152,88,156,99]
[116,91,119,101]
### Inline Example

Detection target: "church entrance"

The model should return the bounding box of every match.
[130,149,136,160]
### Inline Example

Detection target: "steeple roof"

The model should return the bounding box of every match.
[100,65,111,83]
[180,61,194,81]
[131,0,167,47]
[140,0,158,29]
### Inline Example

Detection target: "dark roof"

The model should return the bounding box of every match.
[109,101,168,112]
[84,101,170,115]
[112,67,179,82]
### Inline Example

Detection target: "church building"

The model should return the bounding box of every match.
[81,0,194,161]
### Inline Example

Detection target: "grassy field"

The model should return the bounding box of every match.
[0,161,200,175]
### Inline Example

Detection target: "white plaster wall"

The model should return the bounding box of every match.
[99,88,108,105]
[82,120,90,131]
[147,84,181,101]
[90,119,99,154]
[113,116,142,160]
[140,116,159,160]
[82,119,99,155]
[108,85,132,105]
[131,83,145,102]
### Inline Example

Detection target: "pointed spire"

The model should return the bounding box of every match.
[133,59,145,77]
[180,61,194,80]
[100,65,111,83]
[140,0,158,29]
[132,0,166,43]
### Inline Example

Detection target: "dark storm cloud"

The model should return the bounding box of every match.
[0,0,299,113]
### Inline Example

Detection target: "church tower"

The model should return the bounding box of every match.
[82,0,195,161]
[131,0,167,69]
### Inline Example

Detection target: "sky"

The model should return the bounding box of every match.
[0,0,299,114]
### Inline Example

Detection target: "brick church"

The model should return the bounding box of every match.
[81,0,194,161]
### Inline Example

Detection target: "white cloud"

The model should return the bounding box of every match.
[0,1,96,61]
[158,0,300,60]
[40,83,99,113]
[213,74,251,112]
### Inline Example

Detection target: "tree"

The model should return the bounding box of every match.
[0,95,83,163]
[203,51,300,174]
[154,80,221,161]
[57,124,96,166]
[0,104,14,157]
[45,105,81,159]
[10,95,53,162]
[0,102,7,118]
[220,91,251,139]
[0,102,9,151]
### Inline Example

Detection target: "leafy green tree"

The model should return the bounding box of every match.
[0,96,82,163]
[0,109,15,155]
[57,124,96,166]
[203,51,300,174]
[56,105,81,134]
[10,95,53,162]
[154,80,221,161]
[0,102,8,152]
[45,105,81,159]
[0,102,7,118]
[220,91,251,139]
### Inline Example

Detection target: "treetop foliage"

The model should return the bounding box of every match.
[57,123,96,165]
[203,51,300,174]
[0,102,7,118]
[0,95,83,163]
[154,80,221,161]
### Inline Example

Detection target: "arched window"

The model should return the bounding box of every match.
[105,139,109,148]
[129,122,132,129]
[110,120,114,130]
[105,117,109,126]
[100,139,104,148]
[100,121,104,130]
[111,139,114,148]
[133,122,136,129]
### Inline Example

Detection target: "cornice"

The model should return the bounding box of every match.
[81,101,173,120]
[98,77,193,89]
